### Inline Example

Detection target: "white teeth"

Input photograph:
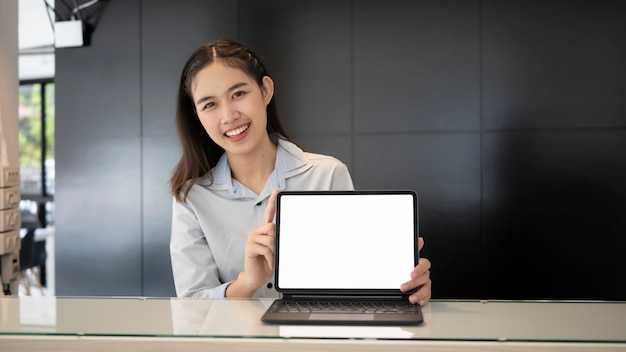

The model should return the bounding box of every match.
[225,124,250,137]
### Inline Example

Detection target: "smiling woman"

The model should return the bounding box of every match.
[170,40,293,201]
[167,39,432,305]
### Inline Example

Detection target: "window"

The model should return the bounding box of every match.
[18,80,55,227]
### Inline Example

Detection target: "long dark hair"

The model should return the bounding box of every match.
[170,39,291,202]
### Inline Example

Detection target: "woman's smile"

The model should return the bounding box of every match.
[225,123,251,138]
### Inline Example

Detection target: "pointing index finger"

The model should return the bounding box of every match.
[262,188,279,224]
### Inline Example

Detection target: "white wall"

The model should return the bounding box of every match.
[0,0,19,166]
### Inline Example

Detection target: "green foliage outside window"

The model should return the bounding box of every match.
[18,82,55,195]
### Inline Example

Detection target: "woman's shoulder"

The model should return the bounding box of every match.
[298,151,352,181]
[277,138,353,189]
[288,150,354,190]
[278,138,347,168]
[302,151,347,168]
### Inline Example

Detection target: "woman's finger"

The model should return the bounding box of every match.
[410,279,432,305]
[262,188,279,224]
[400,258,431,291]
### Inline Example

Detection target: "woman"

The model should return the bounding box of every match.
[169,39,432,305]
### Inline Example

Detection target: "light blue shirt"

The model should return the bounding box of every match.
[170,139,354,298]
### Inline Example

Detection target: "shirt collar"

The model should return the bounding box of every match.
[211,138,309,199]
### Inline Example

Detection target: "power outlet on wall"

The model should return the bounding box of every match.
[0,208,20,232]
[0,186,20,210]
[0,167,19,188]
[0,230,20,255]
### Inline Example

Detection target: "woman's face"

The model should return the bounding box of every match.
[191,62,274,158]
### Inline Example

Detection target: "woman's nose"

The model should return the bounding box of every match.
[221,101,238,123]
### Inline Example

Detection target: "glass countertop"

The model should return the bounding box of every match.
[1,296,625,343]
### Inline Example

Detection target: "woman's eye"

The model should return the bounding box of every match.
[203,102,215,110]
[233,91,246,99]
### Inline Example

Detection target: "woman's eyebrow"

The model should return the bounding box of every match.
[227,82,248,92]
[194,82,249,106]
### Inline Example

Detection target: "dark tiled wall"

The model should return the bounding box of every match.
[481,0,626,300]
[55,0,626,299]
[55,0,144,296]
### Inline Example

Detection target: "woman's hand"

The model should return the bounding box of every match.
[400,237,432,305]
[226,189,279,298]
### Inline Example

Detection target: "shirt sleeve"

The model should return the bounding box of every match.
[170,197,229,298]
[330,163,355,191]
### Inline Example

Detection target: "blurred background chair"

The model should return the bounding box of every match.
[20,209,46,296]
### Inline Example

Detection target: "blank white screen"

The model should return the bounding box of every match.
[276,193,416,290]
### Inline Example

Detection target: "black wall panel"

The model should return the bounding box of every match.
[54,0,626,300]
[141,136,180,296]
[353,0,480,133]
[55,137,142,296]
[482,0,626,129]
[480,0,626,300]
[55,0,143,296]
[483,130,626,300]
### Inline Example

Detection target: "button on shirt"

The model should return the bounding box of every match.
[170,139,354,299]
